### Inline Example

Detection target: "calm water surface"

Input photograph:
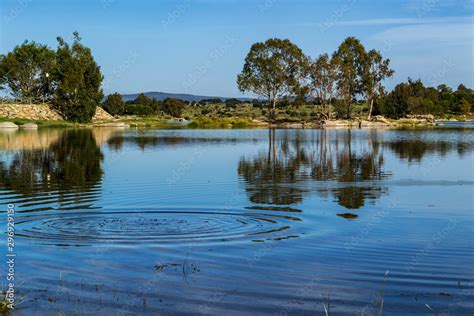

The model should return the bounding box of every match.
[0,126,473,315]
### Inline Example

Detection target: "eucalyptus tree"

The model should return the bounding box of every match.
[361,49,394,120]
[333,37,366,118]
[0,41,55,100]
[309,53,339,119]
[53,32,104,122]
[237,38,309,119]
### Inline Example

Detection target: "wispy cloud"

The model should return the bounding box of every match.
[336,15,472,26]
[370,20,473,45]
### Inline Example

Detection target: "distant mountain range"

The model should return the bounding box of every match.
[120,92,253,102]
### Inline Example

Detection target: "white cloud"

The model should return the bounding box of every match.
[370,21,473,45]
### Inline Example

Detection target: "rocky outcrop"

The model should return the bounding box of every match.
[373,115,391,124]
[407,114,435,121]
[0,103,114,122]
[0,104,63,121]
[92,107,114,121]
[360,121,390,127]
[322,120,358,128]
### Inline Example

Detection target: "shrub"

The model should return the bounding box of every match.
[124,104,153,116]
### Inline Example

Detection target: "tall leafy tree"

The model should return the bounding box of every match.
[333,37,366,118]
[309,53,339,119]
[360,49,394,120]
[237,38,309,119]
[53,32,103,122]
[0,41,55,100]
[102,93,125,116]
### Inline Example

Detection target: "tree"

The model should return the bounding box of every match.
[309,53,339,119]
[225,98,242,108]
[134,93,152,106]
[459,98,471,115]
[102,93,125,116]
[0,41,55,100]
[333,37,366,118]
[360,49,394,120]
[53,32,104,122]
[237,38,309,119]
[161,98,186,117]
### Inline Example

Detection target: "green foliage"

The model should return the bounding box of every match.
[309,53,339,119]
[199,98,222,106]
[124,104,154,116]
[0,41,56,99]
[333,37,366,118]
[161,98,186,117]
[459,98,471,115]
[53,32,104,122]
[189,117,251,128]
[379,79,473,118]
[237,38,309,118]
[360,49,394,119]
[225,98,242,108]
[102,93,125,116]
[134,93,152,106]
[129,93,162,114]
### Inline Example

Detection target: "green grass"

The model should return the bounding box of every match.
[188,117,253,128]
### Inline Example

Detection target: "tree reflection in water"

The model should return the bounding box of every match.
[0,129,103,210]
[238,129,391,211]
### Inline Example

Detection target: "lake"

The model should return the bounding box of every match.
[0,125,473,315]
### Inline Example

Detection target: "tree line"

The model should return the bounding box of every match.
[0,34,472,122]
[237,37,472,119]
[103,93,188,117]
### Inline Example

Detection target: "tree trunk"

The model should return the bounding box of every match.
[269,98,277,120]
[367,98,374,121]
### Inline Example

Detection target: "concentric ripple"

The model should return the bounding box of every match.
[16,210,298,246]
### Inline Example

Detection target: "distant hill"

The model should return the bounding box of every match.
[120,92,253,102]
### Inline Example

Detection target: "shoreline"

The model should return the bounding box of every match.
[0,116,471,130]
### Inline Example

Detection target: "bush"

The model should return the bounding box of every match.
[124,104,153,116]
[102,93,124,116]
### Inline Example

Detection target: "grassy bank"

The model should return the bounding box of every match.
[0,102,472,130]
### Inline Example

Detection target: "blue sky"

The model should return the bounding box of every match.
[1,0,473,97]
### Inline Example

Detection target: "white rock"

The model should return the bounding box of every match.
[0,122,19,129]
[20,123,39,129]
